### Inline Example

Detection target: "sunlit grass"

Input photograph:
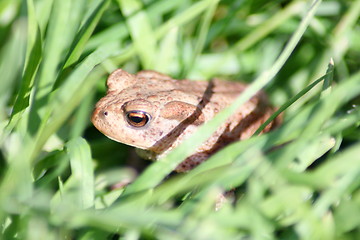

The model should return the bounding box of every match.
[0,0,359,239]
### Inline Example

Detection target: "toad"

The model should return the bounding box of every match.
[92,69,280,172]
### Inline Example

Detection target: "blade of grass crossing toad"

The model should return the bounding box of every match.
[130,137,267,205]
[122,0,323,196]
[5,0,42,134]
[117,0,157,69]
[66,137,94,209]
[195,138,270,176]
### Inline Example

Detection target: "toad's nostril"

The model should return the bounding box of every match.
[103,111,108,116]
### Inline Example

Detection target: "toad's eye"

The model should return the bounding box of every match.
[125,111,151,128]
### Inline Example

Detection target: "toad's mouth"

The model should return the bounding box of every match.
[102,132,148,149]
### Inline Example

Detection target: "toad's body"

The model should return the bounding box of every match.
[92,69,280,172]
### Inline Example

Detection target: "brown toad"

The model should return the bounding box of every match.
[91,69,280,172]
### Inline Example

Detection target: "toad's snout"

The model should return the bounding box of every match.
[91,107,110,133]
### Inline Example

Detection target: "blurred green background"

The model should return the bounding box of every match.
[0,0,359,239]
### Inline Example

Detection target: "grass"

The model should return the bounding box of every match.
[0,0,360,239]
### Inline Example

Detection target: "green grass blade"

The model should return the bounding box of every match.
[185,0,219,73]
[154,27,178,72]
[85,22,129,51]
[85,0,184,51]
[117,0,157,69]
[34,0,54,34]
[321,58,334,98]
[276,71,360,167]
[32,0,73,103]
[311,0,360,82]
[0,21,26,111]
[29,42,123,162]
[254,73,327,135]
[231,0,306,53]
[63,0,111,68]
[5,0,42,133]
[66,137,94,209]
[91,0,217,69]
[70,93,94,139]
[154,0,216,40]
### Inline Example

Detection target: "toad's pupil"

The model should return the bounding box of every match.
[130,115,144,123]
[126,111,150,127]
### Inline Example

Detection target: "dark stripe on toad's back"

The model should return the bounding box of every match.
[149,80,215,153]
